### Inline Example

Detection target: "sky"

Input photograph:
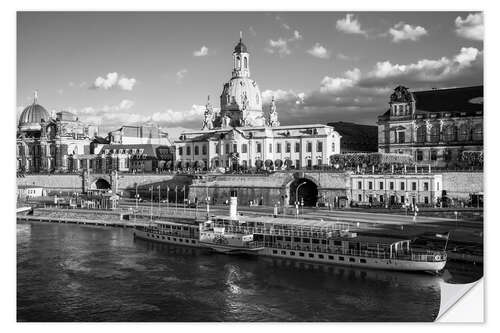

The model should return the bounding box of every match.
[17,11,483,139]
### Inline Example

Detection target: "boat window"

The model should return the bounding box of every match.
[272,250,278,254]
[308,253,314,258]
[290,251,295,256]
[191,240,196,243]
[173,238,177,241]
[162,236,165,240]
[299,252,305,257]
[349,258,355,262]
[339,256,345,261]
[281,251,286,255]
[360,259,367,263]
[318,254,324,259]
[328,255,334,260]
[167,237,170,240]
[333,240,341,246]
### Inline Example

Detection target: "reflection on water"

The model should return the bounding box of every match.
[16,222,481,322]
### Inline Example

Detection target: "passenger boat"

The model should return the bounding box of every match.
[133,190,447,273]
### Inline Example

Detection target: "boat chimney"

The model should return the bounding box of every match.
[229,189,238,219]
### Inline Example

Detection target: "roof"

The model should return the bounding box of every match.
[413,86,483,113]
[327,122,378,153]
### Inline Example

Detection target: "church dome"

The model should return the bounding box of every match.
[18,93,51,131]
[220,77,262,112]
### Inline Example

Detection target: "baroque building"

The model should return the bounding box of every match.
[16,92,97,173]
[377,85,483,168]
[176,36,341,170]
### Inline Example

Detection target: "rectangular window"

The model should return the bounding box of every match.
[379,181,383,190]
[276,143,281,153]
[272,250,278,254]
[290,251,295,256]
[400,182,405,190]
[308,253,314,258]
[390,182,394,190]
[299,252,305,257]
[397,131,405,143]
[281,250,286,255]
[225,144,230,154]
[242,144,247,153]
[186,146,191,155]
[328,255,334,260]
[178,147,183,155]
[339,256,345,261]
[412,182,417,191]
[430,150,437,161]
[269,143,272,153]
[295,142,300,152]
[424,182,429,191]
[424,196,429,204]
[368,181,373,190]
[286,142,291,153]
[349,258,355,262]
[318,254,324,259]
[295,160,300,168]
[401,195,405,203]
[317,141,323,152]
[307,159,312,167]
[215,144,220,154]
[379,195,384,202]
[233,144,237,153]
[307,142,312,152]
[358,181,362,189]
[256,143,261,153]
[416,150,423,161]
[194,146,199,155]
[360,259,367,264]
[358,194,362,201]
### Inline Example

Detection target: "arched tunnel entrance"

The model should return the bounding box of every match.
[289,178,318,207]
[91,178,111,191]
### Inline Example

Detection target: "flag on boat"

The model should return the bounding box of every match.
[435,232,450,240]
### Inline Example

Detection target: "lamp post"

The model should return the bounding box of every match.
[157,185,161,217]
[149,186,153,221]
[135,184,139,210]
[183,185,186,215]
[166,185,170,214]
[295,182,307,218]
[174,185,178,215]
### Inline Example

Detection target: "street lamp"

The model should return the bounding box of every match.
[157,185,161,217]
[295,182,307,218]
[149,186,153,221]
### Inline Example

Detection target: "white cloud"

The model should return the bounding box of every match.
[117,77,137,91]
[320,68,361,93]
[388,22,428,42]
[307,43,331,59]
[455,13,484,41]
[364,47,482,85]
[150,104,206,124]
[336,14,367,36]
[266,38,291,57]
[176,69,188,80]
[92,72,137,91]
[193,46,209,57]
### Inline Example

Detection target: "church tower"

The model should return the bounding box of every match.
[232,31,250,78]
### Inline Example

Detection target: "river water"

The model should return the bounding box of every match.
[16,222,482,322]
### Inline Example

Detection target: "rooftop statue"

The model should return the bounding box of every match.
[201,95,214,130]
[267,96,280,127]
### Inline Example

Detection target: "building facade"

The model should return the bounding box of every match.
[377,86,483,168]
[176,36,341,170]
[16,92,97,173]
[108,124,172,146]
[349,173,442,207]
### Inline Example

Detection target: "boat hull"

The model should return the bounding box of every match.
[198,241,265,254]
[259,247,446,272]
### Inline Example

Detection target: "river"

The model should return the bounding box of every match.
[16,222,482,322]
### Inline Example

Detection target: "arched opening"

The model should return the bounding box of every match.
[91,178,111,190]
[289,178,318,207]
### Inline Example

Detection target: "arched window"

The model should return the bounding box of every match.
[416,126,426,143]
[458,124,469,141]
[256,94,259,104]
[472,124,483,141]
[236,56,241,68]
[202,144,207,155]
[244,57,248,69]
[430,125,440,142]
[443,125,457,142]
[194,146,199,155]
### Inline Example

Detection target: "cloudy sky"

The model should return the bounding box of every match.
[17,11,483,138]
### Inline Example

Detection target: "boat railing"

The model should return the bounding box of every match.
[263,242,446,262]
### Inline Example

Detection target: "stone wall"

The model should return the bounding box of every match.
[17,175,82,193]
[441,172,483,200]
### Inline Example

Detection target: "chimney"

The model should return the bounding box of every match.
[229,189,238,219]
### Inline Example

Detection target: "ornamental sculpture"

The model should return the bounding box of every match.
[390,85,414,103]
[267,96,280,127]
[201,95,214,130]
